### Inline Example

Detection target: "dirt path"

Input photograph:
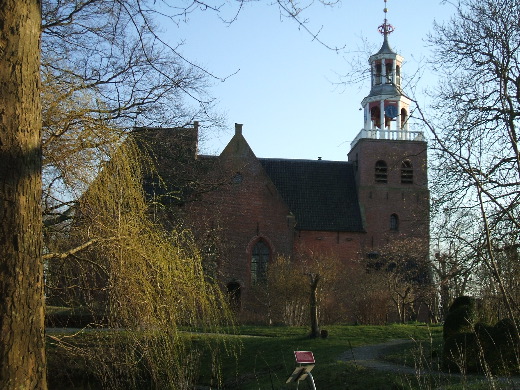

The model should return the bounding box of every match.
[339,339,520,389]
[338,339,419,374]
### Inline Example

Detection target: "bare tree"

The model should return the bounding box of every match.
[419,0,520,321]
[264,256,307,325]
[40,0,224,226]
[430,208,480,319]
[365,238,432,323]
[300,252,344,336]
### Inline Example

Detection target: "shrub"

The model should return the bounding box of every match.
[448,296,475,312]
[476,319,519,375]
[443,332,480,373]
[442,296,519,375]
[443,296,478,340]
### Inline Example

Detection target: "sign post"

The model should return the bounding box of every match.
[286,351,317,390]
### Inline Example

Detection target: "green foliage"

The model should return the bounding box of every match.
[48,324,444,389]
[475,319,519,375]
[442,296,519,375]
[449,296,476,313]
[443,332,480,373]
[443,296,478,340]
[46,139,235,389]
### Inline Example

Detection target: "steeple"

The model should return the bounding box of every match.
[351,0,423,147]
[377,0,395,55]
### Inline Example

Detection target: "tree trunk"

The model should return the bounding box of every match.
[309,273,320,338]
[0,1,46,389]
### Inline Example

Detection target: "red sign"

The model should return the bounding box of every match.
[294,351,315,364]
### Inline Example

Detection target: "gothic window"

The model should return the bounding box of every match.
[390,214,399,231]
[401,160,413,184]
[251,240,270,284]
[375,160,388,183]
[375,63,382,85]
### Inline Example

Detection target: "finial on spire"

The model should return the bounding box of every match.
[378,0,395,36]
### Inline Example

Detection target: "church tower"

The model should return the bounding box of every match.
[347,1,429,256]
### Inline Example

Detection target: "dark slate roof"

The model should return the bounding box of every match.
[367,82,401,99]
[259,159,364,232]
[376,34,396,56]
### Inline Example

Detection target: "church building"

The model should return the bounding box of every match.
[138,9,430,319]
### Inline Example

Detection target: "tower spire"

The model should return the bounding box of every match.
[350,0,424,147]
[378,0,395,36]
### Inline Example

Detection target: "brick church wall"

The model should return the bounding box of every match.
[140,124,431,322]
[348,138,429,254]
[183,131,295,307]
[293,230,363,263]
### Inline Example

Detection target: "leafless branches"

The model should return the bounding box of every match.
[420,0,520,320]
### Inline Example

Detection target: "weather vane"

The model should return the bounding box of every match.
[378,0,395,36]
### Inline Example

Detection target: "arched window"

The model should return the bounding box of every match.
[251,240,270,284]
[375,63,382,85]
[400,108,408,129]
[371,106,381,129]
[385,62,393,84]
[390,214,399,231]
[401,160,413,184]
[375,160,388,183]
[396,65,401,85]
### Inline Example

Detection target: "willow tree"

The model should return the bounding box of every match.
[45,138,235,389]
[39,1,235,382]
[39,0,343,227]
[40,0,222,230]
[0,0,343,387]
[40,4,230,384]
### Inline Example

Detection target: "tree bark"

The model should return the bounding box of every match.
[0,1,47,389]
[309,273,321,338]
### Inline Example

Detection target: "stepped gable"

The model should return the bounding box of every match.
[259,158,364,232]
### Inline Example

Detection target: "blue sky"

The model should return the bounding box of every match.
[170,1,455,161]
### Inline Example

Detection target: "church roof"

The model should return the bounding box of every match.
[259,158,364,232]
[137,125,365,234]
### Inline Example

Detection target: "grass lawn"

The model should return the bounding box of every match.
[194,323,445,389]
[47,323,519,389]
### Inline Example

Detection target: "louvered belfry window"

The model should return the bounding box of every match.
[401,160,413,184]
[375,160,388,183]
